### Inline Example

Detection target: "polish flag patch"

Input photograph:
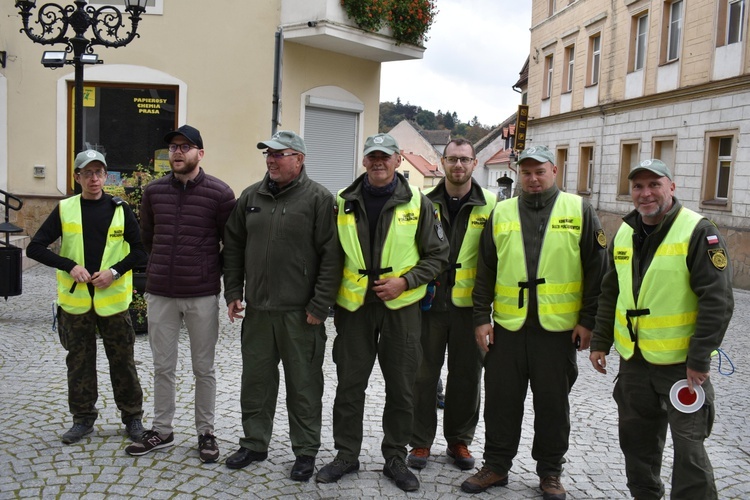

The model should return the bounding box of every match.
[706,235,719,245]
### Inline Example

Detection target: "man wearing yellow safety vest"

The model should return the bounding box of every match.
[464,146,606,499]
[590,159,734,500]
[27,150,146,445]
[408,138,496,472]
[316,133,449,492]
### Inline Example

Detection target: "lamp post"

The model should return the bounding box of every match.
[497,173,514,201]
[15,0,148,155]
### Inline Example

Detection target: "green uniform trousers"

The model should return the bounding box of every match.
[614,351,717,500]
[483,324,578,478]
[331,302,422,462]
[239,308,327,457]
[411,307,482,448]
[58,308,143,426]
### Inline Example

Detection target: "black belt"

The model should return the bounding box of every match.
[517,278,546,308]
[357,266,393,281]
[625,309,650,342]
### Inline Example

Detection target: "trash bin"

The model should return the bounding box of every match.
[0,245,22,298]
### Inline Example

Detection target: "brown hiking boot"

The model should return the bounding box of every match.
[460,466,509,493]
[540,475,566,499]
[407,447,430,469]
[446,443,475,470]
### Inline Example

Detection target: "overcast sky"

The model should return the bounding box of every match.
[380,0,532,128]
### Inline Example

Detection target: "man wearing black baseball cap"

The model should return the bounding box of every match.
[590,159,733,499]
[126,125,236,464]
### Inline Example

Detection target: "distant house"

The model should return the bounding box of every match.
[419,129,451,156]
[400,151,443,190]
[474,113,518,196]
[388,120,448,165]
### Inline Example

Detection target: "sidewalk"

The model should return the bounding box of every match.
[1,264,748,499]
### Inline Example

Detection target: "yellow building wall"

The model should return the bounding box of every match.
[0,0,385,234]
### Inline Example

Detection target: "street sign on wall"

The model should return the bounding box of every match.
[515,104,529,151]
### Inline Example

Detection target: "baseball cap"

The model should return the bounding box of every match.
[74,150,107,172]
[164,124,204,149]
[364,133,400,156]
[628,159,673,180]
[516,145,555,165]
[256,130,306,154]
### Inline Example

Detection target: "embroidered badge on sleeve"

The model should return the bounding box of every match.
[708,248,728,270]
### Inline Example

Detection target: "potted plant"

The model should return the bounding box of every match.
[118,162,168,334]
[129,287,148,334]
[340,0,438,45]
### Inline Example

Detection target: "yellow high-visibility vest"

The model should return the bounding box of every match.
[612,208,703,364]
[57,196,133,316]
[426,187,495,307]
[491,192,583,331]
[336,186,426,311]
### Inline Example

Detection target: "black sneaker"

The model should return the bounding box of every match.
[125,429,174,456]
[125,419,145,442]
[198,432,220,463]
[290,455,315,481]
[316,458,360,483]
[62,423,93,444]
[383,456,419,492]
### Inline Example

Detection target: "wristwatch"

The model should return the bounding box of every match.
[110,268,121,280]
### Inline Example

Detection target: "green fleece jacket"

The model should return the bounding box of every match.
[222,168,342,321]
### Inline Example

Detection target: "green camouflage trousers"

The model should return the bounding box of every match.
[57,307,144,425]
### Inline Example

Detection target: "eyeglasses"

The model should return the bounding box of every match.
[168,143,199,153]
[263,152,300,159]
[77,170,107,179]
[443,156,475,165]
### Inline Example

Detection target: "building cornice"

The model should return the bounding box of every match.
[528,75,750,126]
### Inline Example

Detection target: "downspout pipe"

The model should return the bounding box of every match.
[272,27,283,134]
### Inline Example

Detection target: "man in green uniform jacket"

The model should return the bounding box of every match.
[316,133,449,492]
[465,146,606,499]
[590,159,734,500]
[222,131,342,481]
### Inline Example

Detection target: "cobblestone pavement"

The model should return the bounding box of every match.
[1,264,748,499]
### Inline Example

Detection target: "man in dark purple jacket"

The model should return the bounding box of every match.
[125,125,236,464]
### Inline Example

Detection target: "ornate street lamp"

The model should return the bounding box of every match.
[15,0,148,154]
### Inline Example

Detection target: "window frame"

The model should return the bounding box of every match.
[563,45,575,93]
[727,0,745,44]
[618,141,640,197]
[66,81,179,194]
[701,130,738,210]
[88,0,163,14]
[588,34,601,86]
[633,12,649,72]
[577,144,595,195]
[556,146,568,190]
[665,0,683,62]
[544,53,555,99]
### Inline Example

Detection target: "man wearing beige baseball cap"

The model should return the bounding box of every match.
[223,130,342,482]
[465,145,606,498]
[317,133,449,492]
[27,149,146,445]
